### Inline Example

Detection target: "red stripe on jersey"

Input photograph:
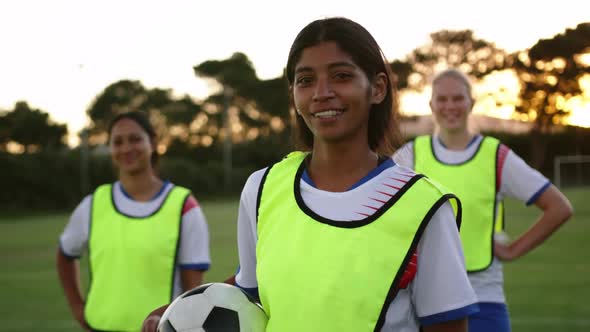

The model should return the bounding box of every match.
[362,204,379,211]
[377,190,394,197]
[398,250,418,289]
[370,197,388,204]
[496,144,510,192]
[383,183,402,190]
[388,177,408,183]
[182,195,200,215]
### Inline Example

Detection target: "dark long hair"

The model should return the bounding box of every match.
[285,17,402,156]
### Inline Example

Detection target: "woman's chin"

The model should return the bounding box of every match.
[119,165,148,176]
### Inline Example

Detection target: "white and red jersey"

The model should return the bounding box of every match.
[235,158,478,331]
[393,135,550,303]
[59,181,211,298]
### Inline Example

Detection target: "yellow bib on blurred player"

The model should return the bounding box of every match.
[415,135,502,272]
[85,184,189,331]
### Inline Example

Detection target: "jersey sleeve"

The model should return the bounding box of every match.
[59,195,92,259]
[235,168,267,292]
[499,149,551,205]
[178,195,211,271]
[392,141,415,169]
[412,201,479,325]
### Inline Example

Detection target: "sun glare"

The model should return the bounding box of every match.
[566,74,590,128]
[400,90,431,116]
[566,103,590,128]
[399,70,590,128]
[576,53,590,66]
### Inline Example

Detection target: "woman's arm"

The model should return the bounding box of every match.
[494,185,573,261]
[56,249,89,331]
[140,304,169,332]
[412,201,479,328]
[180,269,205,291]
[177,194,211,292]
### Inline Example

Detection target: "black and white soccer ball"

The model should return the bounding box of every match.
[157,282,268,332]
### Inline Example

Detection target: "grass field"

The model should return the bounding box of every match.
[0,189,588,331]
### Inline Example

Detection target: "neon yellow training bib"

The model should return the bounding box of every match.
[85,183,189,331]
[256,152,460,331]
[415,135,502,272]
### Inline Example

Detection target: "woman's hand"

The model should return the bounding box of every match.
[493,241,518,262]
[141,304,169,332]
[72,303,90,331]
[494,186,573,262]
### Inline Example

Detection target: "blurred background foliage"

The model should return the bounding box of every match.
[1,23,589,210]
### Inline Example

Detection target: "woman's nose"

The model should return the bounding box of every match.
[312,78,335,102]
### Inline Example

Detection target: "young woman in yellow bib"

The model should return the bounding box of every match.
[394,68,573,332]
[57,111,211,331]
[143,18,478,332]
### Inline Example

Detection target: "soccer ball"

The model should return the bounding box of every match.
[157,282,268,332]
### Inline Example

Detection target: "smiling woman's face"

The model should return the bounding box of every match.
[109,118,154,175]
[292,41,385,146]
[430,76,474,133]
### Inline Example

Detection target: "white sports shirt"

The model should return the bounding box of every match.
[59,181,212,298]
[235,158,478,331]
[393,135,550,303]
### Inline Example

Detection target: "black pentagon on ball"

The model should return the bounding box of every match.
[181,283,212,298]
[202,306,241,331]
[182,282,262,309]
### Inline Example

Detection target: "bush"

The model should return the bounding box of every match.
[5,126,584,210]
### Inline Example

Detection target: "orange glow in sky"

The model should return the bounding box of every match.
[400,70,590,128]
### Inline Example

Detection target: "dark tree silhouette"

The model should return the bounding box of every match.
[194,53,290,146]
[401,30,509,90]
[0,101,67,152]
[511,22,590,168]
[86,80,202,146]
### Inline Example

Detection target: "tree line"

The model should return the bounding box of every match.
[1,23,589,209]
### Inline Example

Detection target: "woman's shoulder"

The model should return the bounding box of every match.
[242,167,270,196]
[161,182,201,213]
[72,194,93,214]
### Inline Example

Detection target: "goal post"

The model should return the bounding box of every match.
[553,155,590,189]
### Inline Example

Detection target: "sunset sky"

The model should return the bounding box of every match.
[1,0,589,145]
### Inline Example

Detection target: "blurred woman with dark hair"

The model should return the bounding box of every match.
[57,111,211,332]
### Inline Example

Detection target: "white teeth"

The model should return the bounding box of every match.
[314,110,342,118]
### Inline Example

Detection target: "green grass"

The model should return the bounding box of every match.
[0,199,241,331]
[503,188,590,331]
[0,189,588,331]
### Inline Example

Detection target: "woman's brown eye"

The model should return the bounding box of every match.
[334,72,352,80]
[296,75,313,86]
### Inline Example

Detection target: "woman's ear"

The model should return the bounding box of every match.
[289,85,299,114]
[370,72,388,104]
